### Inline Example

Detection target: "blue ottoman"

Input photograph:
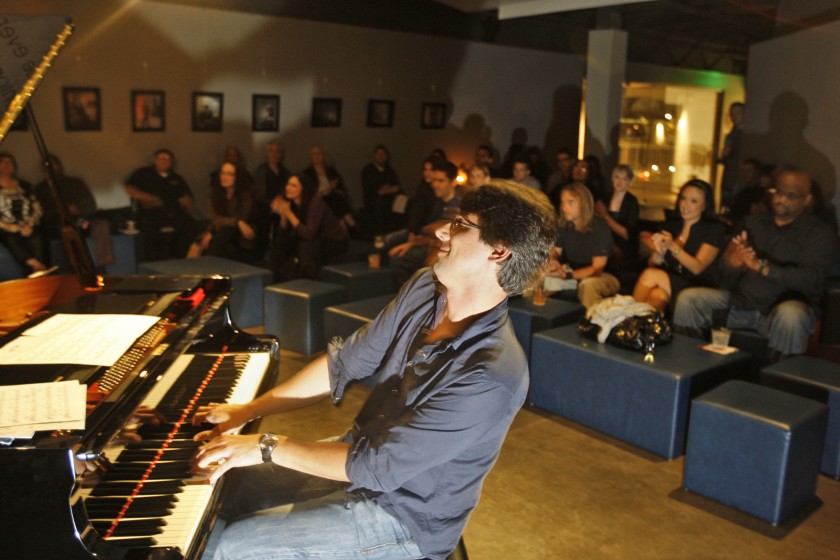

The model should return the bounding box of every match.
[683,380,827,524]
[761,355,840,479]
[508,297,583,360]
[320,262,395,301]
[139,256,272,328]
[264,280,348,356]
[324,294,395,343]
[529,324,751,459]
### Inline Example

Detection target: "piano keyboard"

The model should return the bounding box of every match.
[76,351,270,557]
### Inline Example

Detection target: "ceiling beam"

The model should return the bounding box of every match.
[497,0,660,20]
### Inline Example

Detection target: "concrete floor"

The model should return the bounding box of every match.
[258,348,840,560]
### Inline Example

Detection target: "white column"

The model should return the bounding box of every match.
[584,28,627,169]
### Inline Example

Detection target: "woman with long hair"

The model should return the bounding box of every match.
[195,161,262,263]
[632,179,725,314]
[546,182,619,309]
[270,173,349,280]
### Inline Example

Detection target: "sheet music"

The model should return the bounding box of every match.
[0,313,160,366]
[0,380,86,438]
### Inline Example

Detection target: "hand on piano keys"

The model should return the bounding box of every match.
[193,432,280,485]
[191,401,251,441]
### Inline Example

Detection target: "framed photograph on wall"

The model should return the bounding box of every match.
[252,94,279,132]
[421,102,446,129]
[63,87,101,131]
[367,99,394,128]
[311,97,342,128]
[131,90,165,132]
[192,92,223,132]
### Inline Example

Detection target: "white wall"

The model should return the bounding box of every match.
[1,0,585,216]
[743,19,840,205]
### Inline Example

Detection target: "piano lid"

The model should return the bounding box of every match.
[0,14,73,141]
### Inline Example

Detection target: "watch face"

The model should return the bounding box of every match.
[260,433,278,462]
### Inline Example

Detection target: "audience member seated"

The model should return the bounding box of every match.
[34,154,97,238]
[388,159,461,286]
[546,182,618,309]
[270,174,349,281]
[633,179,725,315]
[510,154,541,190]
[525,145,548,187]
[674,169,840,361]
[727,160,771,231]
[360,144,402,236]
[582,155,606,202]
[474,144,499,177]
[466,164,491,196]
[124,148,200,261]
[252,140,292,203]
[596,164,641,277]
[301,145,356,232]
[210,145,253,186]
[193,162,263,264]
[546,147,574,196]
[0,152,47,275]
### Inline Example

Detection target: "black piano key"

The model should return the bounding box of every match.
[105,537,158,548]
[92,519,166,537]
[108,461,194,479]
[90,480,185,497]
[116,447,196,462]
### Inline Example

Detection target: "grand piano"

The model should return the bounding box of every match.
[0,16,279,560]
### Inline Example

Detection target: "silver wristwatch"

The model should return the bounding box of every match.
[259,432,279,463]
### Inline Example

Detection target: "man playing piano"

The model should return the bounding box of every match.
[193,181,557,560]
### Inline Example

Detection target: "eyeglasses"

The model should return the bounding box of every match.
[771,189,806,201]
[451,216,480,231]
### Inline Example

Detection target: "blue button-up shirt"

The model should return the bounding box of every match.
[328,269,528,559]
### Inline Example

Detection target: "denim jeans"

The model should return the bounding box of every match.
[673,287,816,355]
[203,463,423,560]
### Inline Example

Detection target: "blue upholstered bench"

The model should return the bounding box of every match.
[320,262,395,301]
[138,256,272,328]
[264,280,348,356]
[761,355,840,479]
[529,324,752,459]
[683,380,827,524]
[507,297,583,360]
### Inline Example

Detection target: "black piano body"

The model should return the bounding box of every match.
[0,274,279,560]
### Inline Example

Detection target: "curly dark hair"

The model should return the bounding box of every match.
[460,180,558,295]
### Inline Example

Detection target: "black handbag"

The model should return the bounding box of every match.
[578,311,673,358]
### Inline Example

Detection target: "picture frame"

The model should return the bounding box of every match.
[131,90,165,132]
[311,97,342,128]
[63,87,101,131]
[192,92,223,132]
[367,99,394,128]
[252,94,279,132]
[421,102,446,129]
